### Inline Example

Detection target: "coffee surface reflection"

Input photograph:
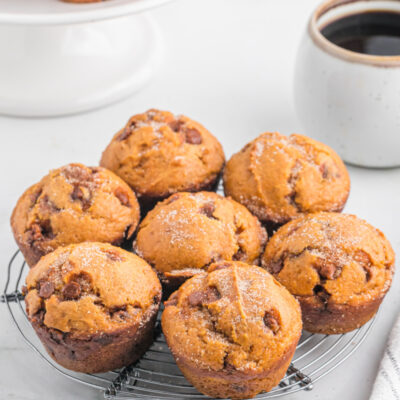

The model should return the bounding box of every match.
[321,11,400,56]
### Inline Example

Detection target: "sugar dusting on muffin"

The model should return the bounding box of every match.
[162,261,302,399]
[11,163,140,267]
[100,109,225,207]
[224,132,350,227]
[262,212,394,334]
[134,191,267,295]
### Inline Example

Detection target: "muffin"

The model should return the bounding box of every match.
[134,191,267,295]
[162,261,302,399]
[23,242,161,373]
[11,163,140,267]
[262,212,395,334]
[100,109,225,210]
[223,132,350,229]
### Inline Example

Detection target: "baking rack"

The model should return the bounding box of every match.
[2,250,375,399]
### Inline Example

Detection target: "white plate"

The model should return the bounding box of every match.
[0,0,173,25]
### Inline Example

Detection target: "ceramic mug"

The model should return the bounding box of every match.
[294,0,400,168]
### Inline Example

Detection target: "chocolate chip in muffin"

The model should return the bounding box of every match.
[29,219,55,242]
[169,119,185,133]
[199,202,216,219]
[118,127,133,141]
[23,242,162,373]
[267,258,284,275]
[314,258,340,280]
[71,185,92,211]
[354,250,373,282]
[187,286,221,307]
[39,196,60,214]
[103,249,123,262]
[313,284,331,305]
[223,132,351,226]
[263,310,281,334]
[39,281,55,299]
[320,163,330,179]
[100,110,224,211]
[115,188,131,208]
[62,282,81,300]
[185,128,202,145]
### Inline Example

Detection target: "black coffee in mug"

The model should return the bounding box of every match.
[321,11,400,56]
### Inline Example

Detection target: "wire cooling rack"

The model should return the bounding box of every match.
[2,250,375,399]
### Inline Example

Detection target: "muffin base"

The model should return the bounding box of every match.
[172,340,298,400]
[30,303,160,373]
[230,196,347,232]
[137,171,222,217]
[299,295,383,334]
[159,269,206,300]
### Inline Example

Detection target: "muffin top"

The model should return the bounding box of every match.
[134,192,267,276]
[262,212,395,307]
[100,109,225,200]
[24,242,161,338]
[11,163,140,267]
[162,261,302,374]
[223,132,350,225]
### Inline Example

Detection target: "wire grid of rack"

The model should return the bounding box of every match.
[2,250,375,399]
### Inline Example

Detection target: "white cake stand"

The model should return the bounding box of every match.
[0,0,174,116]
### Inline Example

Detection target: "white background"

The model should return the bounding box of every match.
[1,0,399,399]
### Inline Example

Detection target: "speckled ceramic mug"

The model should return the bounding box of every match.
[294,0,400,168]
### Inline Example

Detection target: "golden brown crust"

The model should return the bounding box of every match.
[162,261,302,399]
[11,163,140,267]
[134,192,267,293]
[223,132,350,225]
[262,212,395,334]
[100,109,225,203]
[24,242,162,373]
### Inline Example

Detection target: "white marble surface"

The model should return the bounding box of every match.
[0,0,399,399]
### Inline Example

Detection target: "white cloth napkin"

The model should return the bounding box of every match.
[370,314,400,400]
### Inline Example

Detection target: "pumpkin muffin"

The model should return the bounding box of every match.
[100,109,225,210]
[134,191,267,295]
[223,132,350,229]
[23,242,161,373]
[11,163,140,267]
[162,261,302,399]
[262,212,395,334]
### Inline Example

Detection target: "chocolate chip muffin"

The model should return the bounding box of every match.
[134,192,267,295]
[162,261,302,399]
[24,242,161,373]
[100,109,225,210]
[262,212,395,334]
[223,132,350,229]
[11,163,140,267]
